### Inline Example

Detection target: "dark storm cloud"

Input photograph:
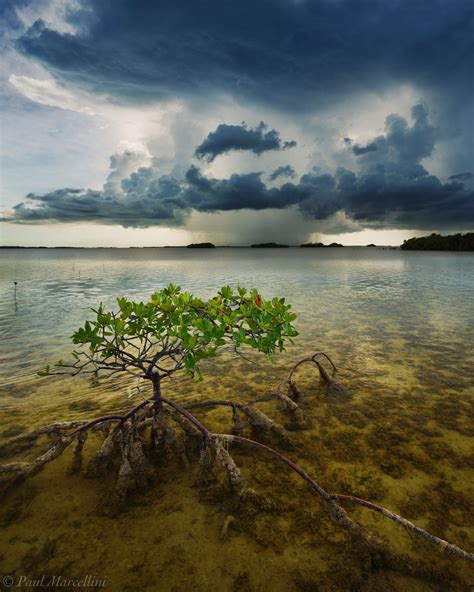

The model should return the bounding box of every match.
[14,1,473,112]
[449,172,473,182]
[268,165,297,182]
[352,142,378,155]
[195,122,296,162]
[7,173,188,228]
[3,105,473,230]
[352,104,437,169]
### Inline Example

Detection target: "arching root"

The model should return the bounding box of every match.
[0,422,86,458]
[287,381,303,401]
[213,438,245,491]
[331,494,474,564]
[315,361,349,396]
[69,431,88,475]
[85,428,118,478]
[277,393,308,429]
[241,406,293,448]
[197,442,215,487]
[112,446,135,510]
[128,433,153,487]
[231,405,245,435]
[0,436,73,498]
[212,437,270,515]
[108,428,154,512]
[286,351,350,398]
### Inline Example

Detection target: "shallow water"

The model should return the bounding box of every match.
[0,247,473,590]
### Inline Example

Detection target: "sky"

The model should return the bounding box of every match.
[0,0,473,247]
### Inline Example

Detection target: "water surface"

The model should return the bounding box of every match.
[0,248,473,590]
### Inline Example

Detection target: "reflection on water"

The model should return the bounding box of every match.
[0,248,473,590]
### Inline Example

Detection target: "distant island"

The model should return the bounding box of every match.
[251,242,289,248]
[401,233,474,251]
[366,243,377,247]
[300,242,344,248]
[186,242,215,249]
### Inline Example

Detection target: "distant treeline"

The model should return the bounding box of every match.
[401,233,474,251]
[186,242,215,248]
[300,242,344,248]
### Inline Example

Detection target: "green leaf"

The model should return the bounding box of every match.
[47,284,298,384]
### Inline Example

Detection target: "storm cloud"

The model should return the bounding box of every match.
[268,165,297,182]
[195,122,296,162]
[14,0,473,117]
[352,143,378,156]
[3,104,473,231]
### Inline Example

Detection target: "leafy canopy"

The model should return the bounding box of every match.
[40,284,298,380]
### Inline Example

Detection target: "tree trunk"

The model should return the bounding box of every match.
[150,372,162,410]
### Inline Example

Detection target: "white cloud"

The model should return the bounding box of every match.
[9,74,96,114]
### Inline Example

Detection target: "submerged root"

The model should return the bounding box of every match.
[0,421,86,458]
[315,361,350,396]
[0,436,72,498]
[213,438,245,492]
[112,447,135,510]
[287,381,303,401]
[231,405,245,435]
[242,406,292,448]
[286,351,350,397]
[150,412,190,468]
[331,494,474,564]
[109,427,153,511]
[128,434,153,487]
[85,429,118,478]
[277,394,307,429]
[197,442,215,487]
[69,431,88,475]
[213,437,270,515]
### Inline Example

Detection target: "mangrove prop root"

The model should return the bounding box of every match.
[113,443,135,505]
[231,406,245,435]
[0,422,86,458]
[198,443,215,486]
[166,409,202,441]
[198,435,267,515]
[152,414,177,449]
[0,437,73,498]
[69,431,88,474]
[331,494,474,564]
[159,412,191,468]
[186,396,301,439]
[149,414,160,450]
[247,391,307,428]
[278,393,307,428]
[287,381,303,401]
[241,406,292,447]
[286,351,349,397]
[213,438,245,492]
[85,430,118,478]
[314,361,348,396]
[128,434,153,486]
